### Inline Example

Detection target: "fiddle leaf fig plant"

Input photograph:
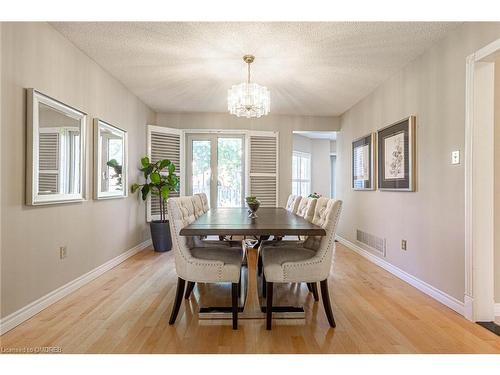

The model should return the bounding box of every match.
[131,156,179,222]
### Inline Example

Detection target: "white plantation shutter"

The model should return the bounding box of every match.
[38,132,60,194]
[247,131,279,207]
[146,126,183,221]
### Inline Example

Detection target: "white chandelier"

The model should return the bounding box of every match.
[228,55,270,118]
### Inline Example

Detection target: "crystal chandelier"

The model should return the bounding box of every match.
[228,55,270,118]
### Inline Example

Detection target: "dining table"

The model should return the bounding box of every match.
[180,207,326,320]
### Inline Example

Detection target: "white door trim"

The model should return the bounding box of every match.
[464,37,500,321]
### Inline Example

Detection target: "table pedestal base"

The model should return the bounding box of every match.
[197,245,306,320]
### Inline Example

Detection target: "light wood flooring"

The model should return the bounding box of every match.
[1,244,500,354]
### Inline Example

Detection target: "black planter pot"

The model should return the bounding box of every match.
[150,220,172,252]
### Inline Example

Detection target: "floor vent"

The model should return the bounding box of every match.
[356,229,386,256]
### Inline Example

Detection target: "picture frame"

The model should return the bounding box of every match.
[352,133,375,190]
[377,116,416,191]
[93,119,128,200]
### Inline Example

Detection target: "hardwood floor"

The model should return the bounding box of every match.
[1,243,500,354]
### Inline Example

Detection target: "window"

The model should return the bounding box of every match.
[292,151,311,196]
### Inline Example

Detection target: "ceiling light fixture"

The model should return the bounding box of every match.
[227,55,270,118]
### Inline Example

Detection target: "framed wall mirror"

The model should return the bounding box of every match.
[26,89,87,206]
[94,119,128,199]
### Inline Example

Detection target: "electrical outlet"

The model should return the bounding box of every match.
[451,150,460,165]
[401,240,407,251]
[59,246,67,259]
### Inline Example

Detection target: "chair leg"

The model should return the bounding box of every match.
[266,282,273,330]
[232,283,239,330]
[184,281,195,299]
[320,279,336,328]
[262,272,267,298]
[169,277,186,325]
[311,282,319,301]
[238,273,242,298]
[257,251,263,276]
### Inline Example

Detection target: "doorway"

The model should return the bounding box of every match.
[292,131,337,199]
[465,37,500,323]
[186,134,245,208]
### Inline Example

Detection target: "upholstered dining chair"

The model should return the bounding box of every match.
[285,194,302,214]
[260,198,342,330]
[262,197,331,299]
[167,196,244,330]
[257,194,300,276]
[258,195,313,282]
[296,196,317,222]
[192,194,206,219]
[191,194,241,251]
[186,195,240,299]
[194,192,209,213]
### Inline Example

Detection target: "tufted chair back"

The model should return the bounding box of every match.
[195,193,210,213]
[192,195,205,219]
[302,199,342,268]
[296,197,317,221]
[310,197,329,225]
[285,194,302,214]
[167,197,197,279]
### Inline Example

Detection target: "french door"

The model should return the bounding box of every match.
[186,134,245,208]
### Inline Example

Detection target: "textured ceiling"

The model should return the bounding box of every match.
[52,22,459,116]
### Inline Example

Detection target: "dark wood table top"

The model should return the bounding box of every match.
[180,207,326,237]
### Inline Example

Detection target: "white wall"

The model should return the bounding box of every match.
[293,133,313,154]
[336,22,500,302]
[311,139,332,197]
[0,22,155,318]
[156,112,340,206]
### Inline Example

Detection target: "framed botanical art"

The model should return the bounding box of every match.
[352,133,375,190]
[377,116,416,191]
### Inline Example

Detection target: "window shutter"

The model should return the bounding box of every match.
[247,131,279,207]
[146,126,183,221]
[38,132,60,194]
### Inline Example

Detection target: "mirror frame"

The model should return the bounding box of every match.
[26,89,87,206]
[93,119,128,200]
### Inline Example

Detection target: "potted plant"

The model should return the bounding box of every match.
[131,157,179,252]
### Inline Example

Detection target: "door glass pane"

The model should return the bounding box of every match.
[191,140,211,201]
[217,137,243,207]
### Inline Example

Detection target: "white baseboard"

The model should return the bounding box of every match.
[0,239,152,335]
[464,295,474,321]
[495,303,500,317]
[336,236,465,316]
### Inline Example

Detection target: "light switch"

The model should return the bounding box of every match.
[451,151,460,165]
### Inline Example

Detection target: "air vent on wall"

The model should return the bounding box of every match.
[356,229,386,256]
